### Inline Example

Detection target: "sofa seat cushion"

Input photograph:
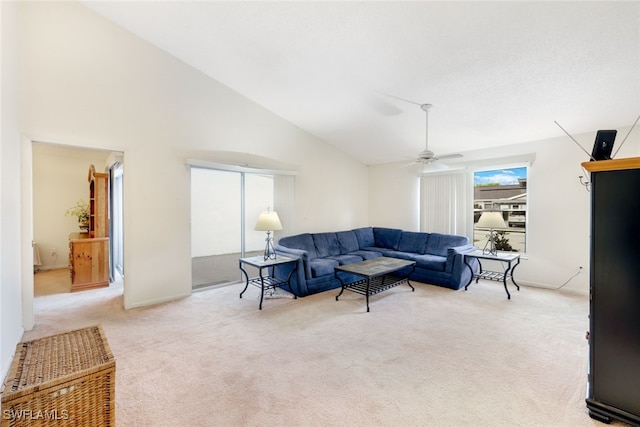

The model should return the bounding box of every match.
[328,254,363,265]
[425,233,469,257]
[414,254,447,272]
[349,250,382,260]
[392,252,446,272]
[362,247,398,258]
[313,232,341,257]
[309,258,340,278]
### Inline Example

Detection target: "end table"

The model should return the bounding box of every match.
[464,249,521,299]
[239,255,298,310]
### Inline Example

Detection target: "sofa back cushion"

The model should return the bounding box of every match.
[313,232,341,257]
[425,233,469,256]
[352,227,375,248]
[397,231,429,254]
[373,227,403,250]
[278,233,318,259]
[336,231,359,254]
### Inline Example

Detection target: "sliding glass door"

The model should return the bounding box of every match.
[190,167,276,290]
[244,173,277,257]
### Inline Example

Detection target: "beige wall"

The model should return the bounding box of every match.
[18,1,368,315]
[1,1,24,379]
[369,126,640,294]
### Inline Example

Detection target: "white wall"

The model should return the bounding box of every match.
[1,1,24,380]
[369,125,640,294]
[368,162,421,231]
[32,144,113,270]
[18,0,368,316]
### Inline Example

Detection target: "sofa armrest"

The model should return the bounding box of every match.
[275,245,312,280]
[272,248,308,297]
[445,244,476,274]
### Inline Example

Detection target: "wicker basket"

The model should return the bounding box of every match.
[1,325,115,426]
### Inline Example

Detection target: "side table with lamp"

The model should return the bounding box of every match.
[465,211,521,299]
[239,208,298,309]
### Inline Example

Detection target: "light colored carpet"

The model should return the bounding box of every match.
[33,268,72,296]
[22,279,630,426]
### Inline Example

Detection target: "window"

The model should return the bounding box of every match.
[473,166,527,253]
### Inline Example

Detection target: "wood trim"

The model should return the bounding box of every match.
[581,157,640,173]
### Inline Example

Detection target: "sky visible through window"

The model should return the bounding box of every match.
[474,167,527,186]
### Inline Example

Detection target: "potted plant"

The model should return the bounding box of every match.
[65,199,90,232]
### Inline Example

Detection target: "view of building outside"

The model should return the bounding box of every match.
[473,167,527,253]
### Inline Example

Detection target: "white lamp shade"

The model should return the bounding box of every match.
[255,211,283,231]
[476,211,507,229]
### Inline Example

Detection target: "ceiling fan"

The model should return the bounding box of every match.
[411,103,462,167]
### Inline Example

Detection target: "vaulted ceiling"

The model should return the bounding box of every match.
[82,1,640,165]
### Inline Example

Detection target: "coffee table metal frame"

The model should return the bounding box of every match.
[334,257,416,312]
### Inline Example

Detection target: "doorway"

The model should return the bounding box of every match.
[31,142,124,296]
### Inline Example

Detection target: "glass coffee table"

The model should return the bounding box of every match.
[334,257,416,312]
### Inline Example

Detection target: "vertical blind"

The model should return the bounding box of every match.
[274,174,295,239]
[420,171,470,237]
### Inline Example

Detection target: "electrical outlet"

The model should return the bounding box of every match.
[51,248,57,257]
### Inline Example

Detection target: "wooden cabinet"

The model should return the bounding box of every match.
[582,157,640,426]
[69,233,109,291]
[69,165,110,291]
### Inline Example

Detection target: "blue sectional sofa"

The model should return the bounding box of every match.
[273,226,477,297]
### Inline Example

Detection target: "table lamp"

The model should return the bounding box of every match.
[476,211,507,255]
[255,208,283,260]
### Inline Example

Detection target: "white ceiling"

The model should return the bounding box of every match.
[81,1,640,165]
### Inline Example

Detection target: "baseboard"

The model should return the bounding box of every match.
[124,291,191,310]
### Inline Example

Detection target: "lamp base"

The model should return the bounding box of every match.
[263,232,277,261]
[482,229,498,256]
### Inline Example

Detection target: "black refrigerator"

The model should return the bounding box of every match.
[584,158,640,426]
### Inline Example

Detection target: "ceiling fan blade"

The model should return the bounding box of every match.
[379,92,422,106]
[420,160,451,173]
[400,160,420,168]
[435,153,463,160]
